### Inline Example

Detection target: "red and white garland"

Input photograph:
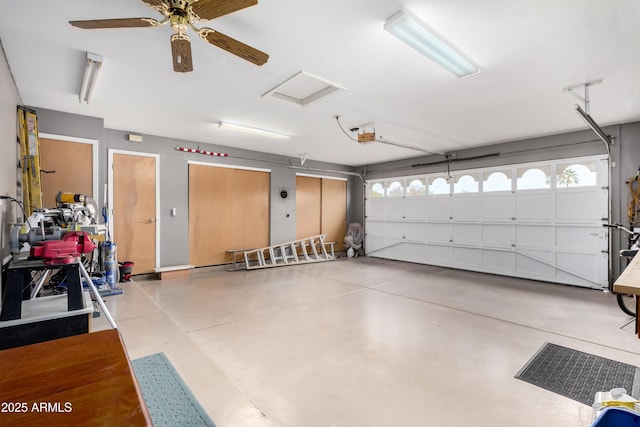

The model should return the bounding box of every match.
[176,147,228,157]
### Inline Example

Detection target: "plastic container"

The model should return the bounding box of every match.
[591,407,640,426]
[118,261,134,282]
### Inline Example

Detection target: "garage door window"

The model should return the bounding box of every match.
[517,166,551,190]
[386,180,405,197]
[556,162,597,188]
[454,173,479,194]
[429,177,450,195]
[483,170,512,192]
[370,182,385,198]
[406,178,426,196]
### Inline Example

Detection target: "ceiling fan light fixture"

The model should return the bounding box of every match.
[218,121,290,140]
[384,10,480,79]
[79,52,103,104]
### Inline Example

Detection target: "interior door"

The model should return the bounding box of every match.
[39,137,93,208]
[296,175,321,239]
[112,152,157,274]
[188,164,270,266]
[321,178,347,250]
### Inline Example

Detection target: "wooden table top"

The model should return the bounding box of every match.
[0,329,151,426]
[614,252,640,295]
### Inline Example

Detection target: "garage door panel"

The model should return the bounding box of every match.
[404,222,427,240]
[369,238,403,259]
[556,225,606,252]
[556,190,606,220]
[385,221,404,238]
[366,221,387,236]
[453,247,482,269]
[516,193,554,220]
[453,196,481,220]
[516,225,555,248]
[516,250,556,277]
[426,197,451,219]
[453,223,481,245]
[427,223,451,243]
[483,224,514,247]
[366,236,387,253]
[405,198,427,219]
[556,252,597,280]
[483,249,516,273]
[366,199,386,220]
[427,244,453,264]
[482,194,514,220]
[395,242,426,264]
[385,199,404,218]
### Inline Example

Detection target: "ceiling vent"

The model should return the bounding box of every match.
[262,71,345,107]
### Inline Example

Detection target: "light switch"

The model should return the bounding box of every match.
[171,208,177,217]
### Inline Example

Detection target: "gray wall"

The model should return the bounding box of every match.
[29,110,358,267]
[362,122,640,282]
[0,40,21,268]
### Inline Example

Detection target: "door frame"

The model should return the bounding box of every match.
[295,172,348,182]
[39,133,99,201]
[107,149,160,270]
[187,160,271,173]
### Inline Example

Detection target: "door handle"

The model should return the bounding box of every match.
[144,218,155,224]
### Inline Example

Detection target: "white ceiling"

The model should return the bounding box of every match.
[2,0,640,166]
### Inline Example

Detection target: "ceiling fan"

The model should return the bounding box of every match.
[69,0,269,72]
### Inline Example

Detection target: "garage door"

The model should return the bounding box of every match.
[365,155,609,289]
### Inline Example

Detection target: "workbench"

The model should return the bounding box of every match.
[1,258,84,321]
[613,253,640,338]
[0,329,151,426]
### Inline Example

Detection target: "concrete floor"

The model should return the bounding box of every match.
[94,257,640,427]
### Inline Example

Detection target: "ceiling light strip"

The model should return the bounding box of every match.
[218,121,290,140]
[384,10,479,79]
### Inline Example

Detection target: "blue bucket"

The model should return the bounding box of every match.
[591,407,640,427]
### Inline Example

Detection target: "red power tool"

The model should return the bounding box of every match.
[30,231,96,265]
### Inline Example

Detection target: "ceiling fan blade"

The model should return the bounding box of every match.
[69,17,161,29]
[199,28,268,66]
[190,0,257,21]
[140,0,168,8]
[140,0,170,15]
[171,34,194,72]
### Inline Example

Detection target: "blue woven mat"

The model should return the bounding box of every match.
[131,353,216,427]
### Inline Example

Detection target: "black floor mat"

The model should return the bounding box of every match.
[515,342,640,406]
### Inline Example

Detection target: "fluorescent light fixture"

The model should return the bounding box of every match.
[575,104,611,145]
[217,121,290,140]
[384,10,480,78]
[79,52,103,104]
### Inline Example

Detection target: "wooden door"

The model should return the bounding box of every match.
[295,176,321,239]
[322,179,347,250]
[189,164,270,266]
[39,138,93,208]
[112,153,157,274]
[296,176,347,249]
